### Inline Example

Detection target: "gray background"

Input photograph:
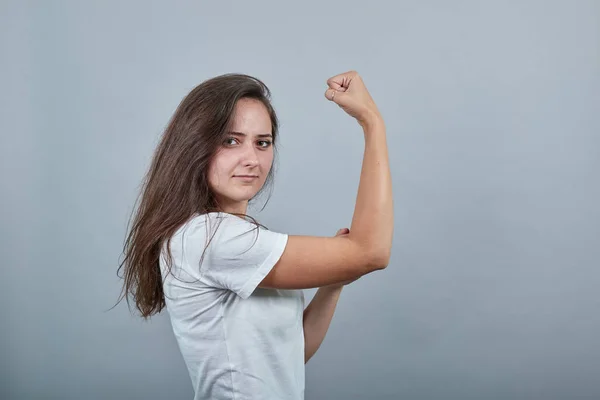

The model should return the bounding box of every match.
[2,0,599,399]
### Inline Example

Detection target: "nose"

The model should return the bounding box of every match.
[242,144,259,167]
[244,158,259,168]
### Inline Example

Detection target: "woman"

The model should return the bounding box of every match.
[117,71,393,399]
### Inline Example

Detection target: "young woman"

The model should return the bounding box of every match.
[118,71,393,399]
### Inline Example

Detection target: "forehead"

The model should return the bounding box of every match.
[230,98,272,134]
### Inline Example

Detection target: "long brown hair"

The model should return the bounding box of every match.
[115,73,281,319]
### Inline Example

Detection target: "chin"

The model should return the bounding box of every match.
[229,190,258,202]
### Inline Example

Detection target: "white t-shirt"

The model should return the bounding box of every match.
[159,212,305,400]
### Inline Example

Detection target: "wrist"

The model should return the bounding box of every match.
[358,111,384,131]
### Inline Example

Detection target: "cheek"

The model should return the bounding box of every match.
[207,158,225,187]
[261,152,274,169]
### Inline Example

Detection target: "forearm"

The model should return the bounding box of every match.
[349,116,394,264]
[302,285,343,363]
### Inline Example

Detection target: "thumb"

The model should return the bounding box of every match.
[324,87,346,104]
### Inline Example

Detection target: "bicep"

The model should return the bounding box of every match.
[258,234,384,290]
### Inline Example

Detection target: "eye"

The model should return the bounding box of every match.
[223,137,238,146]
[223,137,272,148]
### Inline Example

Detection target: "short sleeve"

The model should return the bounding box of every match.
[191,213,288,299]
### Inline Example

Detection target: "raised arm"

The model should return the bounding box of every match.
[259,71,393,290]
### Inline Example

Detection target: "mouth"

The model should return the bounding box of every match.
[233,175,259,180]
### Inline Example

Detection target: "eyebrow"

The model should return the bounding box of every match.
[228,131,273,139]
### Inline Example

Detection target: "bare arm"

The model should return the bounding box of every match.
[259,71,393,290]
[349,115,393,264]
[303,285,343,363]
[302,109,392,361]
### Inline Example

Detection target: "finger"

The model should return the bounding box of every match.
[327,81,348,92]
[327,71,357,90]
[335,228,350,236]
[324,88,338,102]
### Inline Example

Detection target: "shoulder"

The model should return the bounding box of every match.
[175,212,233,238]
[175,212,272,245]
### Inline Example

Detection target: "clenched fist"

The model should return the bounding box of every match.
[324,70,382,127]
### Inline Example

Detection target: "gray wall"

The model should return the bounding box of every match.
[2,0,599,399]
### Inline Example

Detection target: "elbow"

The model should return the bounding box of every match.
[375,253,391,270]
[368,248,391,271]
[351,235,391,272]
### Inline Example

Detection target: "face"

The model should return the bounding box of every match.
[207,98,274,215]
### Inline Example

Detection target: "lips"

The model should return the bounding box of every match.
[234,175,258,178]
